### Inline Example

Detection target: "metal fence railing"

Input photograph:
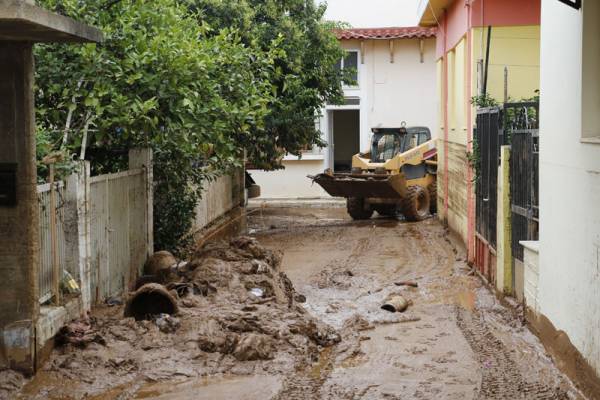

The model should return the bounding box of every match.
[475,106,505,250]
[506,102,539,261]
[37,181,67,304]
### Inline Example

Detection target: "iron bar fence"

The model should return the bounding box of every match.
[505,102,539,261]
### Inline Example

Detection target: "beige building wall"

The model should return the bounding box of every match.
[439,37,470,243]
[438,26,540,245]
[471,26,540,102]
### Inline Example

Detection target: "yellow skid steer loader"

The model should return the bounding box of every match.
[309,126,437,221]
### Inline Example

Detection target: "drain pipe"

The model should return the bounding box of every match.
[482,25,492,95]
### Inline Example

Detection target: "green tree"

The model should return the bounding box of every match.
[187,0,351,169]
[34,0,347,252]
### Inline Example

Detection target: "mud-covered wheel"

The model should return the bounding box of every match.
[428,181,437,214]
[347,198,374,220]
[374,205,397,217]
[401,185,430,222]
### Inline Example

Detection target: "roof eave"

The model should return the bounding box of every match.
[338,35,435,41]
[417,0,453,27]
[0,1,103,43]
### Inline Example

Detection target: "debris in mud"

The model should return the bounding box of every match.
[144,250,177,277]
[197,319,239,354]
[343,315,375,332]
[124,283,178,320]
[294,293,307,303]
[0,368,25,397]
[134,275,161,290]
[394,280,418,288]
[381,295,412,313]
[55,318,106,348]
[233,333,275,361]
[60,270,81,295]
[249,287,264,297]
[105,296,123,306]
[373,315,421,325]
[30,236,339,399]
[155,313,181,333]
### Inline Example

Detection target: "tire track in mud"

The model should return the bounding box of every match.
[455,306,569,399]
[273,347,335,400]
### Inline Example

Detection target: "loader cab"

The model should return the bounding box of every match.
[371,127,431,162]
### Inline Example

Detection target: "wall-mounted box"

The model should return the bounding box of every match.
[0,163,17,207]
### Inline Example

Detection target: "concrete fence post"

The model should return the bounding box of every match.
[128,148,154,260]
[234,167,245,208]
[496,145,512,294]
[64,161,92,313]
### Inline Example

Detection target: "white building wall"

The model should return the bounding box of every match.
[361,38,437,135]
[248,160,329,199]
[252,37,437,199]
[538,0,600,374]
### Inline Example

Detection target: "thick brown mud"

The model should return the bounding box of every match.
[248,207,582,399]
[3,207,585,399]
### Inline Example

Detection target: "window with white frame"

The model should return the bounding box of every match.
[296,116,324,155]
[336,50,359,87]
[582,0,600,142]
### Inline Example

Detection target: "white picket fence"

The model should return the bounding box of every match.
[37,150,243,306]
[89,168,149,302]
[193,172,243,232]
[37,149,152,305]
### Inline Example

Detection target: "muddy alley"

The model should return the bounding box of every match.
[247,206,582,399]
[5,206,584,400]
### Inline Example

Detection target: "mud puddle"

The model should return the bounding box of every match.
[134,375,281,400]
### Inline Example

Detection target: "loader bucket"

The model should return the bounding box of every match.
[309,173,407,199]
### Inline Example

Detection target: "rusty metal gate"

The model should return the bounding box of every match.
[506,102,539,262]
[474,106,506,281]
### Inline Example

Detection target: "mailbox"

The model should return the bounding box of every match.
[0,163,17,207]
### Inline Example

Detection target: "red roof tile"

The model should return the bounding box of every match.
[335,26,437,40]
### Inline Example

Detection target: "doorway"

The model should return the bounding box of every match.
[331,110,360,172]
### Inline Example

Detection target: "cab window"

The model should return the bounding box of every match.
[405,134,418,151]
[375,134,401,161]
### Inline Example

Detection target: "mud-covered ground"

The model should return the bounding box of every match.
[246,206,584,400]
[4,206,585,399]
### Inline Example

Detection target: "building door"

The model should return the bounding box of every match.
[331,110,360,172]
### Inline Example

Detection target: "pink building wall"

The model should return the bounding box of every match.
[470,0,540,28]
[435,0,541,59]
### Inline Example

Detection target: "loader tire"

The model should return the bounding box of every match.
[347,198,374,220]
[401,185,430,222]
[428,181,437,214]
[374,205,398,217]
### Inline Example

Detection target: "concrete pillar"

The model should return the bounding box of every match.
[233,167,245,208]
[64,161,92,313]
[496,145,512,294]
[129,148,153,258]
[0,42,39,373]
